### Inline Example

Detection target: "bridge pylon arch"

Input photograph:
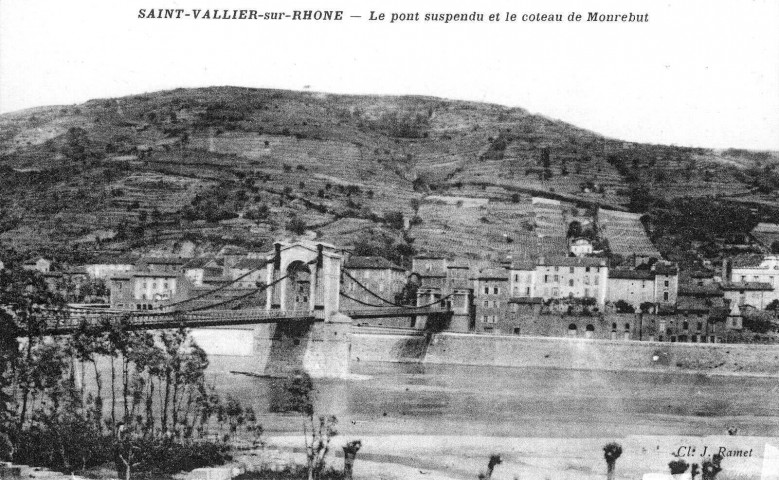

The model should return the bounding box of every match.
[265,240,343,321]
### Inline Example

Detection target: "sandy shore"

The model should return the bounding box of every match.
[254,434,778,480]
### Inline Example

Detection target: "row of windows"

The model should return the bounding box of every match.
[543,275,599,285]
[482,315,498,323]
[482,300,501,308]
[545,266,601,273]
[482,287,501,295]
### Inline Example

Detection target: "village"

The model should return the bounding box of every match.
[11,199,779,346]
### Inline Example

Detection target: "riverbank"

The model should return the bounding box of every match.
[351,329,779,377]
[257,434,778,480]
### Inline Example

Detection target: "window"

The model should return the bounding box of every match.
[544,275,550,283]
[585,267,591,272]
[663,291,669,301]
[484,287,489,294]
[664,280,669,287]
[513,327,521,334]
[483,300,489,307]
[697,322,703,331]
[554,266,559,272]
[526,287,531,295]
[482,315,488,323]
[514,274,519,282]
[569,267,575,274]
[569,279,574,287]
[493,287,499,294]
[553,275,559,282]
[683,321,689,330]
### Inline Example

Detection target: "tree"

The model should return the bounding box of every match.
[288,215,307,235]
[701,454,723,480]
[567,221,582,239]
[603,442,622,480]
[669,459,689,476]
[614,300,635,314]
[477,454,502,479]
[383,211,404,230]
[639,302,655,314]
[282,370,338,480]
[342,440,362,480]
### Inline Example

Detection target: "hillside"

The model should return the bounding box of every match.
[1,86,778,268]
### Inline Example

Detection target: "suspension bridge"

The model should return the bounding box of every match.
[34,241,453,337]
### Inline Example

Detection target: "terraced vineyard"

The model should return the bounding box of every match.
[0,86,777,265]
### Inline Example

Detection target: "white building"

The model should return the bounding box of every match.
[509,256,608,307]
[729,255,779,304]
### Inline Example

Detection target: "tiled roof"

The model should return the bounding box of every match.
[344,256,405,271]
[132,272,180,278]
[138,257,185,265]
[678,284,723,296]
[89,254,138,265]
[184,257,216,269]
[508,296,543,304]
[474,268,509,280]
[538,256,606,267]
[753,223,779,233]
[232,258,269,270]
[731,254,765,268]
[653,262,679,276]
[720,281,773,291]
[609,270,655,280]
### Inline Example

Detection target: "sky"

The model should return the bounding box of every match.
[1,0,778,150]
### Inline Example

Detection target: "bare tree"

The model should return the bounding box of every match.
[603,443,622,480]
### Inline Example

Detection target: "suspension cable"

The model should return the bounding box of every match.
[340,289,454,309]
[341,269,406,307]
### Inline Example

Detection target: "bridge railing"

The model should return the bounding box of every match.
[44,308,320,333]
[342,306,450,318]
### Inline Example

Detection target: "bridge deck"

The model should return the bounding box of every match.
[41,306,450,335]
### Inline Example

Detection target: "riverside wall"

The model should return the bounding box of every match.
[191,325,779,376]
[351,329,779,376]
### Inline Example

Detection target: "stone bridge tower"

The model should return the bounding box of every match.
[258,240,351,377]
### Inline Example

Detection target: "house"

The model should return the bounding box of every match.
[228,257,270,288]
[109,271,193,311]
[720,281,773,311]
[728,254,779,305]
[218,245,249,268]
[341,256,409,328]
[509,256,608,307]
[412,255,475,332]
[85,255,137,279]
[23,257,51,274]
[472,268,510,334]
[606,262,678,311]
[569,238,594,257]
[183,257,223,286]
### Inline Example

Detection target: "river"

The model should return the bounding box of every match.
[205,358,779,438]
